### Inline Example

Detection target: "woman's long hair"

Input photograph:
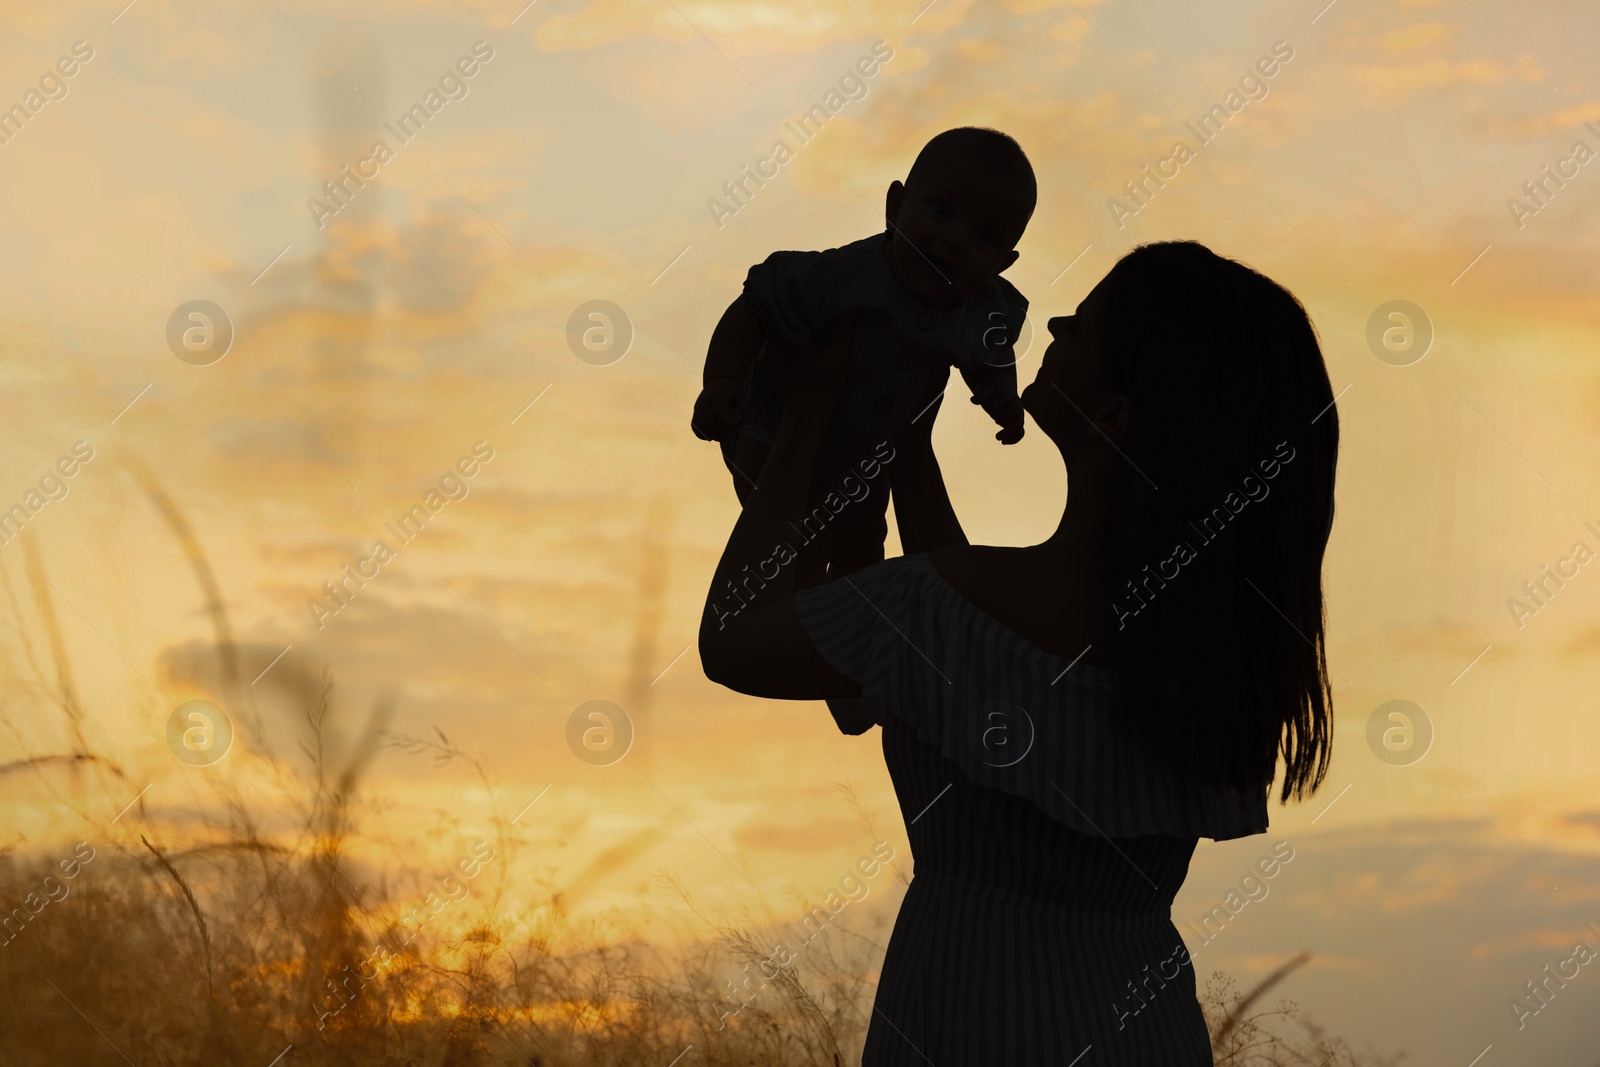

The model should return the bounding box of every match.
[1098,242,1338,804]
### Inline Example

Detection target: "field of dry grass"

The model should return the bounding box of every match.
[0,468,1404,1066]
[0,804,1408,1065]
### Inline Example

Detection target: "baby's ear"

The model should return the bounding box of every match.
[884,180,906,228]
[999,248,1020,272]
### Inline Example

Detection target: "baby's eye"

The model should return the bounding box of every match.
[931,199,952,217]
[976,228,995,243]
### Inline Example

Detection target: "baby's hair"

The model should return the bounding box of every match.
[906,126,1037,219]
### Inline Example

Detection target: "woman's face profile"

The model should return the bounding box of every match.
[1022,273,1122,450]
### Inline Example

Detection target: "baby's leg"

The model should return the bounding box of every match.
[724,430,833,587]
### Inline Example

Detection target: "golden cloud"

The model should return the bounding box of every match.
[1358,56,1542,92]
[1382,21,1455,54]
[536,1,906,53]
[1474,100,1600,140]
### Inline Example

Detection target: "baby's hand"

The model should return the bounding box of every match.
[971,391,1025,443]
[961,362,1025,444]
[691,377,755,443]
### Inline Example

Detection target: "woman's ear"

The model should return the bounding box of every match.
[885,180,905,227]
[1096,393,1132,441]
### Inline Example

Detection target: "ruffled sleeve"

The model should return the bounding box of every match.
[825,696,883,736]
[794,554,1270,842]
[957,274,1030,371]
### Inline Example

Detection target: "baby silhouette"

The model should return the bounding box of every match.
[693,127,1037,586]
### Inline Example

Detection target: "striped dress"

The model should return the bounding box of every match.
[792,553,1270,1066]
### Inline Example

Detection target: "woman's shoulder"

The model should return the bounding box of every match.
[827,551,938,592]
[924,543,1033,597]
[801,550,1268,841]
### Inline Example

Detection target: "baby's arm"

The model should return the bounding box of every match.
[692,293,765,443]
[960,358,1025,444]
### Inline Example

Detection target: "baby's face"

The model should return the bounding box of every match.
[885,155,1032,308]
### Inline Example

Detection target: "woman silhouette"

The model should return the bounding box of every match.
[699,241,1339,1065]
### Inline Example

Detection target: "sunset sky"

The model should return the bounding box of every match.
[2,0,1599,1062]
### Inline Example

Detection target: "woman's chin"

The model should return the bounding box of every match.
[1019,389,1062,443]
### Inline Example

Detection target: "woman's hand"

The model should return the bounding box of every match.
[699,317,861,701]
[760,314,856,416]
[888,372,970,552]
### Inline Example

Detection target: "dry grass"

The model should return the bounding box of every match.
[0,729,887,1066]
[0,817,1406,1066]
[0,465,1403,1066]
[0,809,1410,1067]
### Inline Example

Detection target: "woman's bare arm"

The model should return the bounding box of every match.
[888,391,969,554]
[698,329,862,700]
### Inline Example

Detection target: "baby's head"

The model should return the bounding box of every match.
[885,127,1036,308]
